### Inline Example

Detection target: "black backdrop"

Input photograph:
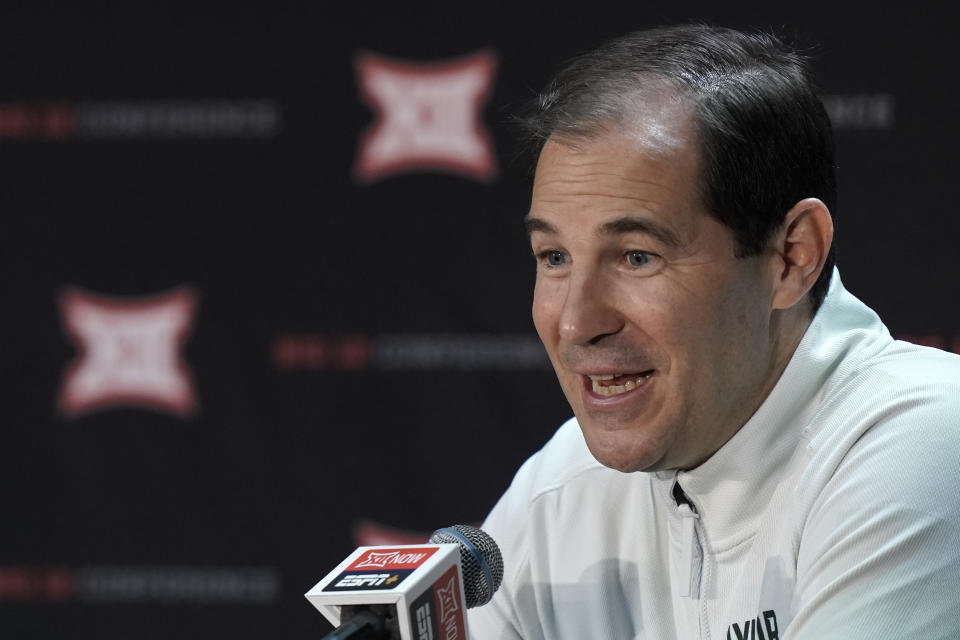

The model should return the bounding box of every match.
[2,3,958,638]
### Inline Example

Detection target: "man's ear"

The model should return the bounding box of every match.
[770,198,834,310]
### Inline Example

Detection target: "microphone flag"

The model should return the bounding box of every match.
[306,543,467,640]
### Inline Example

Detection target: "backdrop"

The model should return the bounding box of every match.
[2,3,957,638]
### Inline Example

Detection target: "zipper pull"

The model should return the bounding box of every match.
[677,501,701,599]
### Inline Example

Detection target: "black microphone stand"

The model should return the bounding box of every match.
[320,607,389,640]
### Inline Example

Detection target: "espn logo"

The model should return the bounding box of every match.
[333,573,398,588]
[348,547,439,571]
[323,568,412,592]
[415,601,435,640]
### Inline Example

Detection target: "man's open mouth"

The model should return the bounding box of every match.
[587,372,654,397]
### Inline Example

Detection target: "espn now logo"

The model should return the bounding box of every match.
[349,548,438,571]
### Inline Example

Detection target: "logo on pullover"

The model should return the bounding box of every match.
[726,609,779,640]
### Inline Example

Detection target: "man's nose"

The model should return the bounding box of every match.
[558,270,623,345]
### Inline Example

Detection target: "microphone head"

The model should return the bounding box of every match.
[428,524,504,608]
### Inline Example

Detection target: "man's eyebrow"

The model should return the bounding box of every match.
[601,216,683,249]
[524,216,556,236]
[525,214,684,249]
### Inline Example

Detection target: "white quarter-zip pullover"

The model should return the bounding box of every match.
[468,272,960,639]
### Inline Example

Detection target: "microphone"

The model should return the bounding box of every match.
[306,524,503,640]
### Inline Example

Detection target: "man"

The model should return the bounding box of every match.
[467,24,960,639]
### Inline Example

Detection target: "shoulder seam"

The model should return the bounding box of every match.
[526,459,609,505]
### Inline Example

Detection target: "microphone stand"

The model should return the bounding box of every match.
[320,608,389,640]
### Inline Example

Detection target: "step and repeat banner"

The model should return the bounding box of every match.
[1,4,957,639]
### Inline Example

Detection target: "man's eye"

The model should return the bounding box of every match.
[626,251,651,267]
[536,250,566,267]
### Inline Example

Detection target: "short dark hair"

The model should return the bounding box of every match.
[522,24,837,310]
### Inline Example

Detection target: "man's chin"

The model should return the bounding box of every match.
[581,434,667,474]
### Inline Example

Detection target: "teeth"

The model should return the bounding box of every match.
[590,373,652,396]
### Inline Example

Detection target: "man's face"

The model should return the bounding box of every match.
[528,102,784,472]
